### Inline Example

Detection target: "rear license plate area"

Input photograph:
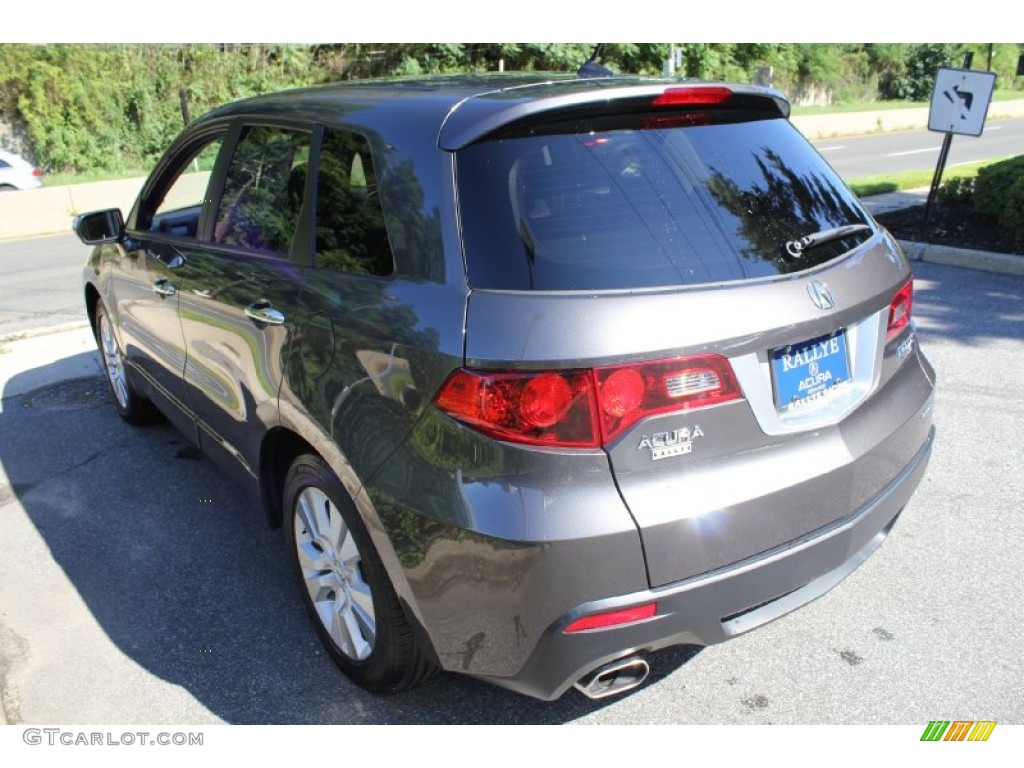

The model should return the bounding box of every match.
[771,330,851,409]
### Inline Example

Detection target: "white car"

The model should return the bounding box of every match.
[0,149,43,191]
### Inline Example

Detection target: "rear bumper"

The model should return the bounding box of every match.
[476,426,934,700]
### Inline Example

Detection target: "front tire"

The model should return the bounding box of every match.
[284,454,434,693]
[95,303,158,425]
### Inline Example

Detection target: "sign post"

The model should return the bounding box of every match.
[922,54,997,228]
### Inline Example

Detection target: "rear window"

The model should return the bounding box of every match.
[456,117,873,291]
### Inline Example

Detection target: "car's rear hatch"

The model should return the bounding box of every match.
[447,81,931,587]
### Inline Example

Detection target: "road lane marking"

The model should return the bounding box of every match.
[888,148,938,157]
[818,145,846,152]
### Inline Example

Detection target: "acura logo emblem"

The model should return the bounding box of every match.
[807,281,835,310]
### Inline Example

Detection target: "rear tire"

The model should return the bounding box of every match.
[284,454,434,693]
[95,303,158,425]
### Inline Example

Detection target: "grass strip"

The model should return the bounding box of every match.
[850,156,1013,197]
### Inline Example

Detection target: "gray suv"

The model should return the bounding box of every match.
[76,74,935,701]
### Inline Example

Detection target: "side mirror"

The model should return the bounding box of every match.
[73,208,124,245]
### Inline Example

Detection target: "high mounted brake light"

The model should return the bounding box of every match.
[433,355,742,449]
[652,86,733,107]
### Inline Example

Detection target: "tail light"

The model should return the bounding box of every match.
[433,354,742,449]
[32,168,43,178]
[887,280,913,340]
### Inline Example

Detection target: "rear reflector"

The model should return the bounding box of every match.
[433,354,742,448]
[652,86,732,107]
[564,603,657,633]
[887,280,913,340]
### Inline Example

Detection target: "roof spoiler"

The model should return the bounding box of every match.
[440,83,791,150]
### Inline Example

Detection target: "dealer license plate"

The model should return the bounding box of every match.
[771,330,851,408]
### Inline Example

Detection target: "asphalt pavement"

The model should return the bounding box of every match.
[0,234,92,337]
[814,118,1024,179]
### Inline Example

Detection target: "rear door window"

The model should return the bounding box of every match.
[213,125,311,257]
[457,117,873,291]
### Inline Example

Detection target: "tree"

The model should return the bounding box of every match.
[871,43,969,101]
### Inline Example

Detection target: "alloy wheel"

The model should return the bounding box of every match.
[99,312,130,409]
[293,486,376,661]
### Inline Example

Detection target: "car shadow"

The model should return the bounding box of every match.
[911,261,1024,346]
[0,351,702,725]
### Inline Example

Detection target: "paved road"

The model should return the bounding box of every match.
[0,260,1021,724]
[812,118,1024,178]
[0,234,90,336]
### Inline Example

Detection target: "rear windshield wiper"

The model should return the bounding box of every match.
[783,223,871,259]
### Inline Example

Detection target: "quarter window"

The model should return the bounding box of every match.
[141,135,223,237]
[314,129,392,276]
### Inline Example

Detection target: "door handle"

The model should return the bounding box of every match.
[152,279,176,296]
[245,301,286,326]
[145,250,185,269]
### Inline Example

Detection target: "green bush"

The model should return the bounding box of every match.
[937,176,975,206]
[872,43,968,101]
[973,156,1024,236]
[0,44,317,173]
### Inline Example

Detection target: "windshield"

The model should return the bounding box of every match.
[456,117,873,291]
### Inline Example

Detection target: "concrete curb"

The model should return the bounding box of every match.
[0,320,91,346]
[898,240,1024,276]
[860,188,929,216]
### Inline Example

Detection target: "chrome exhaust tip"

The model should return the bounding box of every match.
[573,656,650,700]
